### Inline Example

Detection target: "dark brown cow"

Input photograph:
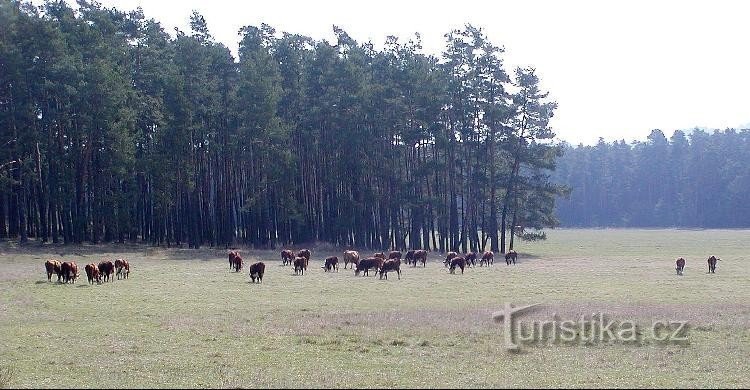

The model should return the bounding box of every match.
[231,253,243,273]
[480,251,494,267]
[281,250,295,266]
[85,263,101,284]
[248,262,265,283]
[465,252,477,267]
[297,249,311,269]
[707,256,720,273]
[115,259,130,280]
[443,251,458,267]
[413,250,428,267]
[44,260,62,282]
[61,261,79,284]
[98,260,115,282]
[324,256,339,272]
[449,256,467,274]
[388,251,402,260]
[355,257,381,276]
[228,250,240,269]
[505,250,518,265]
[379,259,401,280]
[294,257,306,276]
[343,250,360,269]
[675,257,686,275]
[404,250,416,265]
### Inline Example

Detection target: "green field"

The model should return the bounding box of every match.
[1,229,748,388]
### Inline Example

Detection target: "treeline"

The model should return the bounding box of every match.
[0,0,563,251]
[554,128,750,227]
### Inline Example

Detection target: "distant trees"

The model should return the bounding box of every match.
[554,128,750,228]
[0,0,564,250]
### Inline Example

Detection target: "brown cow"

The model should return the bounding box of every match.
[98,260,115,282]
[388,251,402,260]
[449,256,467,274]
[231,253,243,273]
[115,259,130,280]
[61,261,79,284]
[379,259,401,280]
[248,262,265,283]
[44,260,62,282]
[343,250,360,269]
[707,256,720,273]
[413,250,428,267]
[505,250,518,265]
[404,250,416,265]
[297,249,311,269]
[444,251,458,267]
[281,250,295,266]
[480,251,494,267]
[373,252,386,260]
[84,263,101,284]
[323,256,339,272]
[465,252,477,267]
[675,257,686,275]
[294,257,306,276]
[355,257,380,276]
[228,250,240,269]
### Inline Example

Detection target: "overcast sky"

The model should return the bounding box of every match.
[48,0,750,145]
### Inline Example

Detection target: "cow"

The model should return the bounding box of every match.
[449,256,467,274]
[388,251,402,260]
[294,257,306,276]
[281,250,295,266]
[323,256,339,272]
[675,257,686,275]
[443,251,458,267]
[707,256,720,273]
[98,260,115,282]
[355,257,381,276]
[44,260,62,282]
[84,263,101,284]
[297,249,311,269]
[373,252,386,260]
[413,250,428,267]
[231,253,243,273]
[505,250,518,265]
[248,262,265,283]
[404,250,416,265]
[228,250,240,269]
[480,251,494,267]
[115,259,130,280]
[343,250,360,269]
[465,252,477,267]
[60,261,79,284]
[379,259,401,280]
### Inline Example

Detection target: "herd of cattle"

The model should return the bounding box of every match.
[675,255,721,275]
[44,258,130,284]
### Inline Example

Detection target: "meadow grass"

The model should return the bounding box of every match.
[0,229,748,388]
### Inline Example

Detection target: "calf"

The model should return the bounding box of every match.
[449,256,467,274]
[465,252,477,267]
[444,251,458,267]
[379,259,401,280]
[294,257,306,276]
[388,251,402,260]
[44,260,62,282]
[675,257,686,275]
[248,262,265,283]
[404,250,415,265]
[343,250,360,269]
[281,250,295,266]
[707,256,720,273]
[115,259,130,280]
[228,250,240,269]
[324,256,339,272]
[84,263,101,284]
[480,251,494,267]
[98,260,115,282]
[413,250,428,267]
[355,257,380,276]
[61,261,79,284]
[505,250,518,265]
[231,253,243,273]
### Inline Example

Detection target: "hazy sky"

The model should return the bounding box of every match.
[48,0,750,144]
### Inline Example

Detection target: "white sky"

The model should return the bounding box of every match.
[49,0,750,145]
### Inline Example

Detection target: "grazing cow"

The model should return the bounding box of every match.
[323,256,339,272]
[297,249,311,269]
[355,257,380,276]
[281,250,295,266]
[115,259,130,280]
[465,252,477,267]
[449,256,467,274]
[404,250,416,265]
[379,259,401,280]
[343,250,360,269]
[675,257,686,275]
[44,260,62,282]
[228,250,240,269]
[413,250,428,267]
[444,251,458,267]
[248,262,265,283]
[388,251,402,260]
[231,253,243,273]
[98,261,115,282]
[505,250,518,265]
[707,256,720,273]
[480,251,494,267]
[84,263,101,284]
[294,257,306,276]
[60,261,79,284]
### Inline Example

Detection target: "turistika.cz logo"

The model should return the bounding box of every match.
[492,303,689,352]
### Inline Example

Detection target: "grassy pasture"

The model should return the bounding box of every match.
[0,229,748,388]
